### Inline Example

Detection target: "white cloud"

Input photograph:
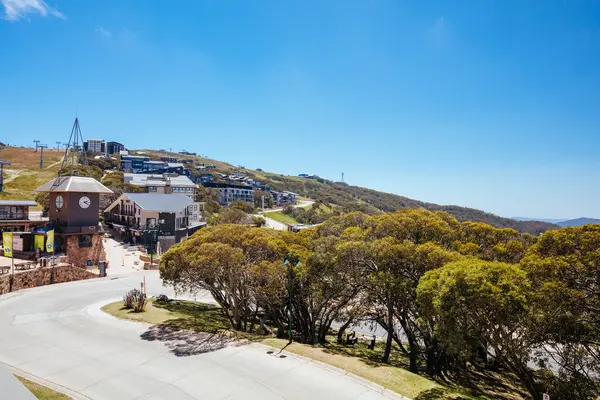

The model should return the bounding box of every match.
[95,25,111,37]
[1,0,65,21]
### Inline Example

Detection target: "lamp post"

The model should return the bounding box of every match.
[145,219,164,267]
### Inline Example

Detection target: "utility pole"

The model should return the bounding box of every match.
[341,172,344,183]
[56,141,61,150]
[0,160,11,192]
[38,144,48,169]
[261,195,265,215]
[33,140,40,152]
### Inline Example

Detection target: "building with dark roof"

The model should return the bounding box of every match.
[104,193,204,250]
[107,141,125,155]
[35,175,113,266]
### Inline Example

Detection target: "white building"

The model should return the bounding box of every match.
[124,173,196,198]
[85,139,105,153]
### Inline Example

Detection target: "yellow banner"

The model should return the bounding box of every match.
[3,232,12,258]
[46,230,54,253]
[34,235,45,251]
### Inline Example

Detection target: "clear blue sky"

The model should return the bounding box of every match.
[1,1,599,219]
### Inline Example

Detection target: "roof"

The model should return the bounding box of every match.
[125,193,194,212]
[0,200,37,206]
[124,173,196,188]
[167,163,184,168]
[36,176,113,193]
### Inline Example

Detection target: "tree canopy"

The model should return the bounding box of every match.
[159,209,600,399]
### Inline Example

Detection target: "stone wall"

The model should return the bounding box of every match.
[0,264,98,295]
[64,234,106,267]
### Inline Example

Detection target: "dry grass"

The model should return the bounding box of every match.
[0,146,64,204]
[16,376,70,399]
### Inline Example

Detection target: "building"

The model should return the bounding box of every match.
[120,155,149,173]
[160,156,179,163]
[124,173,196,198]
[197,173,214,185]
[142,160,168,172]
[166,163,185,174]
[36,176,113,266]
[202,182,254,206]
[107,141,125,155]
[0,201,51,259]
[0,200,48,232]
[270,190,298,206]
[84,139,106,154]
[104,193,205,250]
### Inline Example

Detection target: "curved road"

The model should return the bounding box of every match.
[0,273,400,400]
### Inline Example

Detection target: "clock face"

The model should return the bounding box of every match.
[55,195,64,209]
[79,196,91,209]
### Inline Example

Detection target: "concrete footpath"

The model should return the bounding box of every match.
[0,272,405,400]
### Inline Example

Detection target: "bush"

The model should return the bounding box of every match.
[251,216,266,227]
[154,294,169,303]
[123,289,147,312]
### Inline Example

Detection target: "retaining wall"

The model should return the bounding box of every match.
[0,265,98,295]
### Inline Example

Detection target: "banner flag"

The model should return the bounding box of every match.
[34,235,45,251]
[2,232,13,258]
[46,230,54,253]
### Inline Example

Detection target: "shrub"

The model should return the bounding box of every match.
[154,294,169,303]
[123,289,146,312]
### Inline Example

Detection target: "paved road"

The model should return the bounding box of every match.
[102,237,144,276]
[0,273,400,400]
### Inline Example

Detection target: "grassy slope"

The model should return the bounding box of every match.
[103,299,527,400]
[0,147,64,205]
[140,149,555,234]
[264,210,299,225]
[16,376,70,400]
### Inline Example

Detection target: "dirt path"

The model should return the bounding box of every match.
[44,154,65,169]
[3,169,21,184]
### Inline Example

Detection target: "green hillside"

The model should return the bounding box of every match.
[141,149,557,234]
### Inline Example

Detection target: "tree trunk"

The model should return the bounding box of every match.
[382,296,393,363]
[513,363,541,400]
[337,317,354,344]
[399,317,418,372]
[377,317,409,355]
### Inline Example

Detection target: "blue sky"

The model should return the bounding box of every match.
[1,1,599,219]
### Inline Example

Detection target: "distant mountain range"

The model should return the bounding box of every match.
[513,217,600,227]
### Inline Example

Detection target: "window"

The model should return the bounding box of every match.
[149,186,157,192]
[78,235,92,248]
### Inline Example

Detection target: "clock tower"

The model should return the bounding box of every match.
[35,118,113,266]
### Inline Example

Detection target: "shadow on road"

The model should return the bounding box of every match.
[140,322,243,356]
